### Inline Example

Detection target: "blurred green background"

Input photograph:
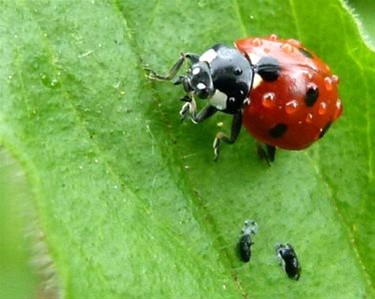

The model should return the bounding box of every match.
[0,150,38,299]
[350,0,375,44]
[0,1,373,298]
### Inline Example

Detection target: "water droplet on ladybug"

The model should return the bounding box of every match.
[263,47,271,54]
[252,38,262,46]
[281,43,294,53]
[331,74,339,84]
[262,92,276,108]
[306,113,313,124]
[304,71,313,80]
[269,34,278,41]
[307,82,318,91]
[333,99,343,119]
[285,100,300,114]
[336,99,342,109]
[324,76,333,91]
[287,39,301,47]
[318,101,327,115]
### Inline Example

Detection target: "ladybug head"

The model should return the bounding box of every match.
[176,61,215,99]
[175,45,253,111]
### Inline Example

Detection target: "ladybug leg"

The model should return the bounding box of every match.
[256,143,276,164]
[180,98,217,123]
[266,145,276,162]
[179,96,196,121]
[191,104,218,123]
[147,52,199,81]
[213,112,242,161]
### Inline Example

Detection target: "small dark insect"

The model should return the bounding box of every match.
[238,220,258,263]
[276,243,301,280]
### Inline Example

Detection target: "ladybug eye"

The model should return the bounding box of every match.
[234,67,243,75]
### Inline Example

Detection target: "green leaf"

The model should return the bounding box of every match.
[348,0,375,45]
[0,0,374,298]
[0,149,38,299]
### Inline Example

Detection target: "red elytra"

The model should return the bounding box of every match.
[236,35,343,150]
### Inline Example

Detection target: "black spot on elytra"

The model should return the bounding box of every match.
[256,56,280,81]
[269,123,288,138]
[304,86,319,107]
[299,47,313,58]
[319,122,332,139]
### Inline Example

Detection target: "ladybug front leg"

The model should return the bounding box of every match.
[213,112,242,161]
[147,53,199,81]
[179,97,218,123]
[191,104,218,124]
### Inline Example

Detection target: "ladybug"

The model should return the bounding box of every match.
[147,34,342,161]
[276,243,301,280]
[237,219,258,263]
